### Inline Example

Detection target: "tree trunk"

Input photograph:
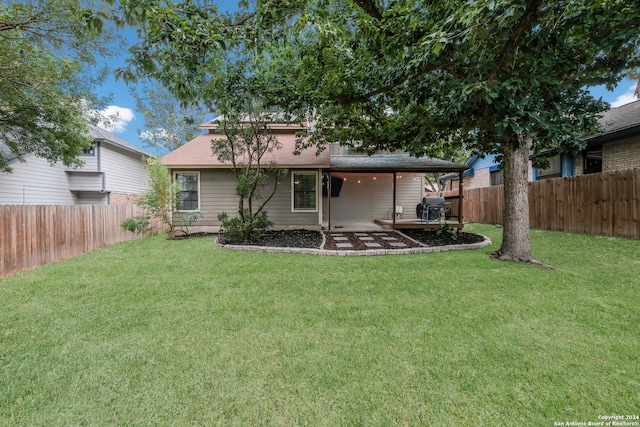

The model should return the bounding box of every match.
[494,143,535,262]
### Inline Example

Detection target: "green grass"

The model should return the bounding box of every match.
[1,224,639,426]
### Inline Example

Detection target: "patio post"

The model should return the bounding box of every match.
[458,171,464,224]
[392,171,397,229]
[328,172,332,231]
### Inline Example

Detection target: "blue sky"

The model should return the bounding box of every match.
[93,26,639,154]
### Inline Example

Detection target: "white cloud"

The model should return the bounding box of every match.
[98,105,135,133]
[610,84,638,108]
[140,128,170,140]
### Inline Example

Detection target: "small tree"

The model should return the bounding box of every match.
[212,109,288,243]
[126,156,202,239]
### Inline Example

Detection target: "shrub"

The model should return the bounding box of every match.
[121,215,152,235]
[218,210,272,243]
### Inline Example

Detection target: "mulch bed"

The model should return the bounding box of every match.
[216,228,486,250]
[400,229,486,246]
[218,229,324,248]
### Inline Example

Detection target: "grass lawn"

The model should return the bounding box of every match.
[1,224,638,426]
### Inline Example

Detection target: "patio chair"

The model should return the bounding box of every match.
[395,205,404,220]
[420,197,445,223]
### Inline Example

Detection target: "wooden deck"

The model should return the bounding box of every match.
[374,219,464,230]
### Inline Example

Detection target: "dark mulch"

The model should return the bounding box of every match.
[216,228,485,249]
[401,229,486,246]
[219,229,325,248]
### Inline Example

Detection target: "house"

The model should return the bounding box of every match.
[439,153,534,191]
[0,124,151,205]
[530,100,640,179]
[162,118,468,232]
[570,99,640,176]
[442,100,640,189]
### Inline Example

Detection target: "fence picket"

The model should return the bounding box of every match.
[0,204,159,278]
[463,168,640,239]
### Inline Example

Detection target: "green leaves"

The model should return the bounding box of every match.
[1,0,122,171]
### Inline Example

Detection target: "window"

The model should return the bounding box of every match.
[82,144,96,156]
[292,172,317,211]
[489,165,503,186]
[584,145,603,174]
[537,156,561,180]
[174,172,200,211]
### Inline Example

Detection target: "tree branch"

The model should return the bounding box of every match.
[331,73,409,104]
[489,0,546,81]
[351,0,384,21]
[224,12,256,29]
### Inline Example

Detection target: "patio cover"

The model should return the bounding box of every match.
[329,153,468,172]
[324,153,467,230]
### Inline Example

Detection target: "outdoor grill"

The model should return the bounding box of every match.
[416,197,445,223]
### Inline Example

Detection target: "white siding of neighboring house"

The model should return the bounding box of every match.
[0,155,77,205]
[101,144,149,195]
[1,141,149,206]
[323,172,424,222]
[67,172,103,192]
[76,192,109,204]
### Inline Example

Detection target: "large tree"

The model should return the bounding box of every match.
[0,0,121,172]
[132,84,207,154]
[117,0,640,263]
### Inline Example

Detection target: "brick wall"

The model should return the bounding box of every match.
[110,192,142,205]
[575,134,640,176]
[465,167,490,189]
[604,134,640,172]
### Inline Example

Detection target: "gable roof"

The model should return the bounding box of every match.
[1,123,149,167]
[88,124,150,157]
[162,122,330,168]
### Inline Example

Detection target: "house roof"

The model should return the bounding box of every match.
[164,118,465,172]
[88,124,150,157]
[1,123,148,167]
[162,131,331,168]
[330,153,467,172]
[587,100,640,143]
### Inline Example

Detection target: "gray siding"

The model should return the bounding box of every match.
[265,170,320,226]
[67,172,103,191]
[0,156,77,205]
[1,142,149,205]
[323,172,424,221]
[71,154,99,172]
[184,168,321,229]
[101,145,149,194]
[76,193,109,204]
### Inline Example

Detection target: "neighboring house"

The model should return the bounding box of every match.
[440,153,533,191]
[162,118,467,231]
[569,99,640,177]
[0,124,150,205]
[442,100,640,189]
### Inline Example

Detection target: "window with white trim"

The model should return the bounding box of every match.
[174,172,200,211]
[292,172,317,211]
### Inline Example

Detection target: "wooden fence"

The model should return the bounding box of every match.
[462,168,640,239]
[0,204,159,278]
